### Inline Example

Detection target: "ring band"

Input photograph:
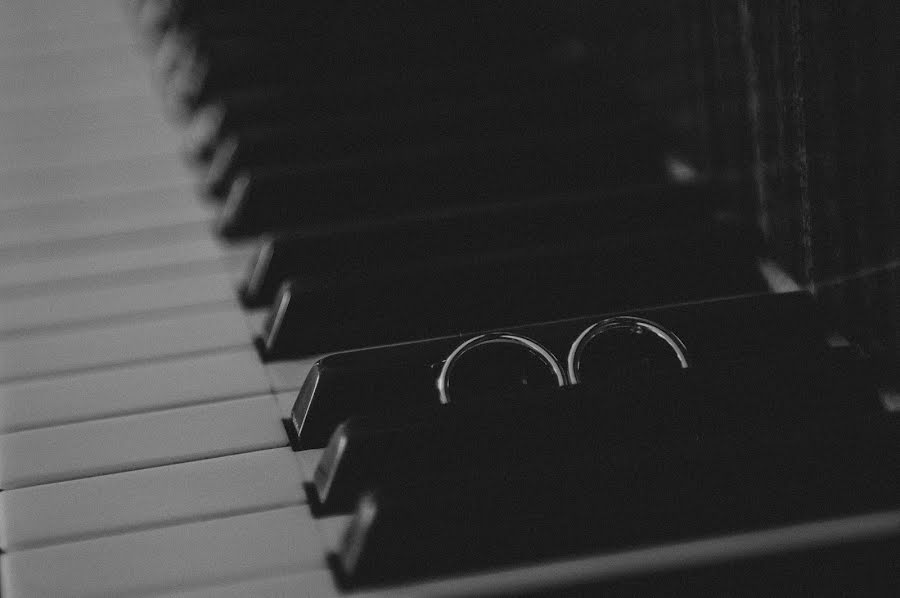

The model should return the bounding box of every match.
[566,316,689,384]
[436,333,566,404]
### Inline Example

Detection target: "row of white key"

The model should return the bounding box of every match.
[0,153,195,210]
[0,186,210,250]
[0,271,236,336]
[0,229,339,596]
[0,3,347,595]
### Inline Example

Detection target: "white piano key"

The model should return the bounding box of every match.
[0,185,204,238]
[246,309,271,336]
[316,515,355,555]
[151,569,339,598]
[0,154,192,210]
[276,390,302,419]
[0,72,150,115]
[296,450,326,483]
[0,237,227,291]
[0,116,180,171]
[0,271,236,336]
[0,0,126,37]
[0,47,149,112]
[0,96,161,145]
[266,356,321,393]
[0,447,307,550]
[0,220,211,267]
[0,189,209,249]
[0,394,288,489]
[0,307,250,382]
[0,20,134,61]
[1,505,327,598]
[0,215,196,260]
[0,348,269,433]
[0,207,211,255]
[0,183,199,226]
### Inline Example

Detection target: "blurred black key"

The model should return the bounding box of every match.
[141,0,323,43]
[167,44,593,123]
[159,6,597,115]
[290,291,826,448]
[311,352,885,512]
[261,222,758,360]
[199,83,619,198]
[182,58,615,168]
[334,421,900,586]
[239,183,734,307]
[215,120,672,238]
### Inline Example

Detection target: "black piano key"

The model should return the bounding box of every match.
[261,221,764,359]
[158,6,600,115]
[198,83,624,198]
[311,352,885,512]
[291,291,826,449]
[183,56,620,168]
[151,1,326,41]
[334,424,900,586]
[168,43,595,122]
[215,121,674,237]
[239,182,736,308]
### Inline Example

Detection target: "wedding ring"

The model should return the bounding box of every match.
[436,333,566,404]
[567,316,689,384]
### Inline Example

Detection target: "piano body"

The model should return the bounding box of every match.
[0,0,897,596]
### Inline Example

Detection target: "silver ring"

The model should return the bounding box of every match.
[567,316,689,384]
[436,333,566,404]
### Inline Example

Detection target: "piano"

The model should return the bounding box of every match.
[0,0,897,596]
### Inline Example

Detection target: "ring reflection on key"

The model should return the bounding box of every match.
[567,316,689,385]
[436,333,565,404]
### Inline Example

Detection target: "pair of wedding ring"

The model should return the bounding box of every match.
[436,316,689,404]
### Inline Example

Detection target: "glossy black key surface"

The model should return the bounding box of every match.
[290,291,824,448]
[310,352,886,512]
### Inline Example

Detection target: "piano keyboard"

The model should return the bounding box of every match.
[1,2,897,597]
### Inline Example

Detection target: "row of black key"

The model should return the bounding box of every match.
[276,291,896,586]
[135,1,771,360]
[295,321,896,586]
